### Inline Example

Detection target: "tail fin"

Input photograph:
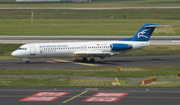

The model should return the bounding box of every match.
[131,24,159,41]
[120,24,160,41]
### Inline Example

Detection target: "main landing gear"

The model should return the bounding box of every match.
[90,58,95,63]
[26,60,30,64]
[82,57,95,63]
[82,57,88,62]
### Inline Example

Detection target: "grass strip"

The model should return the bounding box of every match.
[0,44,22,60]
[1,9,180,19]
[0,0,180,7]
[0,66,180,78]
[117,45,180,56]
[0,19,180,36]
[0,77,179,88]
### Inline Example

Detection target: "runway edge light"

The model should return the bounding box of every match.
[178,73,180,77]
[115,77,118,85]
[116,67,122,71]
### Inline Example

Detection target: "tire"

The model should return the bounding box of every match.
[90,58,95,63]
[82,57,88,62]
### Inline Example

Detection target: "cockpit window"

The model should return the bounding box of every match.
[18,48,22,50]
[18,47,27,50]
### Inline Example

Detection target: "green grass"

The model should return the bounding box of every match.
[0,74,179,87]
[1,9,180,19]
[0,19,180,35]
[118,45,180,56]
[0,44,22,59]
[0,77,132,87]
[0,77,72,87]
[0,77,141,87]
[146,81,180,88]
[0,8,180,36]
[0,0,180,7]
[1,66,180,78]
[0,77,179,87]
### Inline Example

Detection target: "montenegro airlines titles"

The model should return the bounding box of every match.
[11,24,161,63]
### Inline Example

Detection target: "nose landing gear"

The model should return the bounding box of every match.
[21,58,30,64]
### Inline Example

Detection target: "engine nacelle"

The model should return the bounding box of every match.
[110,43,133,51]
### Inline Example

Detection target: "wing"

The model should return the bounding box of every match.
[74,50,114,59]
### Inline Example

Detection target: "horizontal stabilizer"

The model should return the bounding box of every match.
[145,25,169,27]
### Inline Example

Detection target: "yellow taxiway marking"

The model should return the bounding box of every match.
[62,91,88,103]
[55,60,100,66]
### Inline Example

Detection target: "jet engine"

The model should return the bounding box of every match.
[110,43,133,51]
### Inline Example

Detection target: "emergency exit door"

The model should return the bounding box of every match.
[30,45,36,55]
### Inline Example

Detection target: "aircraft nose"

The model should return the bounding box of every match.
[11,51,19,57]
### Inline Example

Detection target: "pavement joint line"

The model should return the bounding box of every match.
[55,60,100,66]
[62,91,88,103]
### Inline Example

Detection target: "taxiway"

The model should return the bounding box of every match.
[0,87,180,105]
[0,55,180,69]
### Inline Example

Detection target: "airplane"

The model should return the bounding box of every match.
[11,24,162,64]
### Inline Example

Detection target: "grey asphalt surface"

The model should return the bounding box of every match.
[0,55,180,69]
[1,36,180,45]
[0,87,180,105]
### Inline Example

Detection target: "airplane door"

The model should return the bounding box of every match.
[30,45,36,55]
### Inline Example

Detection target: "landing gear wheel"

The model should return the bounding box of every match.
[26,61,30,64]
[82,57,88,62]
[90,58,95,63]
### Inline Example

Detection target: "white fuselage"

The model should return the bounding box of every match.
[11,40,150,59]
